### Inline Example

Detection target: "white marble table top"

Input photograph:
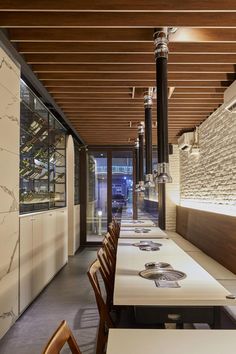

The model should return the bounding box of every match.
[107,329,236,354]
[119,226,167,238]
[121,219,156,227]
[114,238,235,306]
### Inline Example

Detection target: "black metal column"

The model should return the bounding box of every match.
[144,94,153,176]
[154,28,172,230]
[138,125,144,185]
[135,139,139,188]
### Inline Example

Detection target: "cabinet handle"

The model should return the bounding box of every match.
[61,211,65,213]
[49,214,53,216]
[30,218,36,221]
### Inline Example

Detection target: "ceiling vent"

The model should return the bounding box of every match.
[178,132,194,151]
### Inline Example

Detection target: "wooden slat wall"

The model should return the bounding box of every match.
[176,206,236,274]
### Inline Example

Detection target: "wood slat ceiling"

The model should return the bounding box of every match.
[1,0,236,145]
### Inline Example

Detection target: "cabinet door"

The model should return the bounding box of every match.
[32,214,43,298]
[74,205,80,251]
[56,209,68,271]
[20,216,33,313]
[41,211,57,284]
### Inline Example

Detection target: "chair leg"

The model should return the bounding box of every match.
[96,320,107,354]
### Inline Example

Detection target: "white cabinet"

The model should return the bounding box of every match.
[19,208,68,313]
[41,211,57,284]
[32,214,43,298]
[74,205,80,251]
[56,209,68,271]
[19,216,33,313]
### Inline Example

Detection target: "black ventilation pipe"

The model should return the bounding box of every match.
[138,125,144,187]
[144,93,153,176]
[135,138,140,189]
[154,28,172,230]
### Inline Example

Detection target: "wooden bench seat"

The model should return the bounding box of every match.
[167,231,236,328]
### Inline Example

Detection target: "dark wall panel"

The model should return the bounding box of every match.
[177,206,236,274]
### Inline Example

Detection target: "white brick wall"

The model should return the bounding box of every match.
[180,105,236,207]
[166,144,180,231]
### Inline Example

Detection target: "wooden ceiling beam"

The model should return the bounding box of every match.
[1,11,236,27]
[25,53,236,64]
[1,0,236,11]
[18,42,236,54]
[38,72,232,80]
[48,87,225,94]
[64,114,208,118]
[60,108,211,115]
[32,63,236,73]
[54,93,223,100]
[43,80,231,87]
[8,28,236,43]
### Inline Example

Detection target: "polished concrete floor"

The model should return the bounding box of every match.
[0,247,99,354]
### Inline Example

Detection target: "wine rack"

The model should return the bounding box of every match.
[20,80,67,214]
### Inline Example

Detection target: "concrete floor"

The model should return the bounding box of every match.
[0,247,99,354]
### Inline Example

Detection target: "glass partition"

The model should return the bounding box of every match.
[112,151,133,219]
[86,151,107,242]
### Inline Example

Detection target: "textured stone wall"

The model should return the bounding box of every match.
[166,144,180,230]
[180,105,236,208]
[0,46,20,338]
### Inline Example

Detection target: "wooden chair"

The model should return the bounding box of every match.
[112,218,120,236]
[97,247,114,308]
[87,260,115,354]
[103,236,116,275]
[108,224,118,246]
[42,320,81,354]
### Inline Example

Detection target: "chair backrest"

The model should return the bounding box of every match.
[87,260,115,354]
[108,225,118,246]
[103,236,116,272]
[87,260,114,328]
[42,320,81,354]
[97,247,114,307]
[112,218,120,235]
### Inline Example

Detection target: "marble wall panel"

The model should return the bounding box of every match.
[0,212,19,338]
[0,84,20,155]
[0,149,19,213]
[0,44,20,339]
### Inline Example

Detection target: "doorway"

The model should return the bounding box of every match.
[86,149,134,243]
